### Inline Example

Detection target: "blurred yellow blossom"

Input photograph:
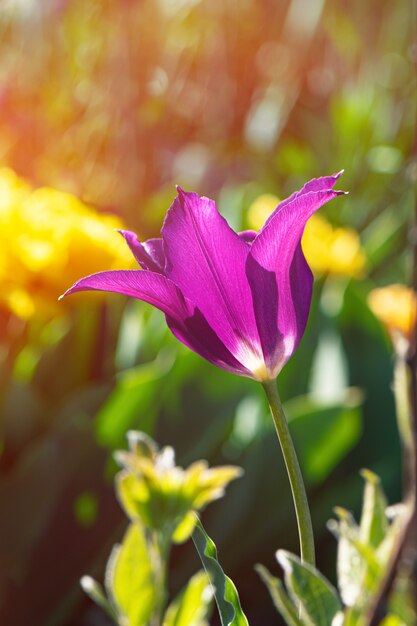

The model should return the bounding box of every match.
[0,168,133,319]
[302,214,366,277]
[368,284,417,341]
[247,194,279,230]
[115,431,242,543]
[247,194,366,277]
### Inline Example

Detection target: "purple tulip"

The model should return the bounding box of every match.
[61,173,345,382]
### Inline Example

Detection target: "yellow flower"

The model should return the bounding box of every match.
[247,194,279,230]
[302,215,366,277]
[115,431,242,543]
[368,284,417,340]
[0,168,133,319]
[246,193,366,278]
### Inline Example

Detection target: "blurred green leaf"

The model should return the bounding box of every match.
[359,469,388,548]
[172,511,198,544]
[192,518,249,626]
[80,576,119,623]
[256,564,302,626]
[73,491,98,527]
[105,521,157,626]
[285,393,362,485]
[277,550,342,626]
[379,616,408,626]
[116,472,151,526]
[95,349,175,448]
[328,509,363,608]
[163,570,213,626]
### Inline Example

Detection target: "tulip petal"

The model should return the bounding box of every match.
[118,230,165,274]
[249,188,345,373]
[60,269,191,320]
[167,312,252,378]
[60,270,250,377]
[239,230,257,243]
[261,171,344,233]
[162,188,263,369]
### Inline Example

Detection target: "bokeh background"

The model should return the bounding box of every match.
[0,0,415,624]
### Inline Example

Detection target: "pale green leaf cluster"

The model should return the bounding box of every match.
[82,527,212,626]
[81,431,242,626]
[116,431,242,542]
[259,470,415,626]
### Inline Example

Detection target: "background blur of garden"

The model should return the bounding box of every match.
[0,0,415,624]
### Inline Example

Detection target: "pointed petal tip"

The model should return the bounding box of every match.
[117,228,139,237]
[334,169,345,178]
[58,283,79,300]
[58,286,72,300]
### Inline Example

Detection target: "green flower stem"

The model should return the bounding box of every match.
[262,380,315,567]
[150,531,170,626]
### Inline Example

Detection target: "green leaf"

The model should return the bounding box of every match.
[172,510,198,543]
[328,509,363,608]
[255,564,302,626]
[80,576,119,623]
[105,521,157,626]
[95,349,174,448]
[285,393,362,485]
[163,570,213,626]
[277,550,342,626]
[115,472,152,527]
[359,469,388,548]
[192,517,249,626]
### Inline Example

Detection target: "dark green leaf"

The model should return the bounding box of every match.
[192,518,249,626]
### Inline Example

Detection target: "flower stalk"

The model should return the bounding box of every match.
[150,531,170,626]
[262,379,315,567]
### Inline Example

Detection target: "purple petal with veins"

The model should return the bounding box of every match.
[61,174,345,381]
[118,230,165,274]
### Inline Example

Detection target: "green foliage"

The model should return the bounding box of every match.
[256,565,302,626]
[359,469,388,548]
[80,432,242,626]
[259,471,416,626]
[95,349,176,449]
[115,431,242,541]
[0,2,414,624]
[81,576,119,623]
[285,394,362,486]
[83,520,213,626]
[80,520,159,626]
[73,491,98,527]
[105,521,158,626]
[192,518,249,626]
[163,571,213,626]
[277,550,341,626]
